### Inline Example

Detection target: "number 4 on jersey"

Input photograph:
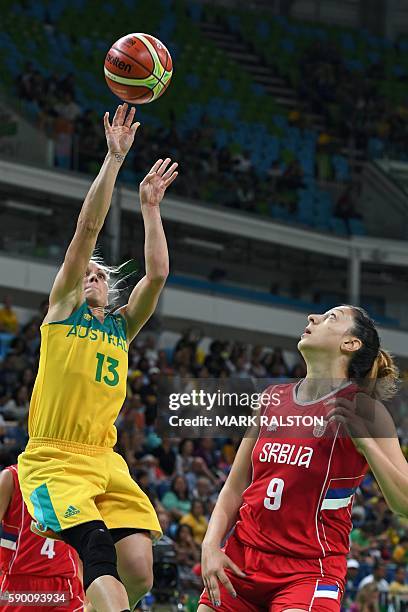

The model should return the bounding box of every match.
[264,477,284,510]
[40,538,56,559]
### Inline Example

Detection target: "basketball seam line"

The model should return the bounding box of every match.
[111,46,152,75]
[138,37,160,79]
[104,68,154,101]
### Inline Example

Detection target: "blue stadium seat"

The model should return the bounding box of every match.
[329,217,348,236]
[348,218,366,236]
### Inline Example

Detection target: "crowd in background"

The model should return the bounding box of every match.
[297,40,408,158]
[0,295,407,609]
[15,62,364,231]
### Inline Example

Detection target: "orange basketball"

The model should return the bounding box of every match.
[104,33,173,104]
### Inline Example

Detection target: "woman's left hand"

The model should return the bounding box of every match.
[139,157,178,208]
[326,393,377,451]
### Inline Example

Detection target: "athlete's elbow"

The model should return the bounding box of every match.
[147,270,169,286]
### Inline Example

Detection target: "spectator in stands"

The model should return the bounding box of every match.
[175,523,201,564]
[250,345,267,378]
[388,565,408,596]
[3,415,28,455]
[138,454,165,489]
[161,475,192,521]
[334,184,363,233]
[59,73,76,98]
[186,456,220,491]
[134,468,159,505]
[392,535,408,564]
[349,582,380,612]
[192,477,216,511]
[345,559,361,605]
[53,92,81,123]
[153,435,177,478]
[204,341,227,376]
[117,403,146,466]
[21,321,40,358]
[2,385,30,421]
[0,296,18,334]
[278,160,305,192]
[0,354,20,396]
[351,521,377,555]
[195,438,218,471]
[17,62,35,100]
[176,439,195,474]
[358,560,389,593]
[0,413,5,444]
[180,499,208,545]
[174,523,201,591]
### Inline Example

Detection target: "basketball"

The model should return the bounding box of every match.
[104,33,173,104]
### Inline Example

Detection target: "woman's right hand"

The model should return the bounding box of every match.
[104,103,140,157]
[201,542,246,607]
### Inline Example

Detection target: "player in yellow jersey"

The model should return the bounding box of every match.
[17,103,178,612]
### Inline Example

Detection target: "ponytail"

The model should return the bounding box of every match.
[361,348,399,401]
[346,305,399,401]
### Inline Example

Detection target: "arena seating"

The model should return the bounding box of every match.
[0,0,370,235]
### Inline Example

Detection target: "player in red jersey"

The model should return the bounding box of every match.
[0,465,84,611]
[199,305,408,612]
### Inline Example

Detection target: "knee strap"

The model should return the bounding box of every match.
[82,526,121,591]
[62,521,121,591]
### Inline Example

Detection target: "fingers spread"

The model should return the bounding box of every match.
[149,158,163,174]
[207,575,220,606]
[103,112,111,131]
[131,121,141,134]
[141,172,156,184]
[162,162,178,181]
[216,570,237,598]
[163,171,178,187]
[119,102,128,124]
[228,560,246,578]
[112,104,122,126]
[157,157,172,176]
[125,106,136,127]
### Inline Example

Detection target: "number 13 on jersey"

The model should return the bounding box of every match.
[95,352,120,386]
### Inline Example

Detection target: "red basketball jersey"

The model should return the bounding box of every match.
[234,382,368,559]
[0,465,79,578]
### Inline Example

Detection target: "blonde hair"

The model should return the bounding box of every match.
[89,251,138,311]
[363,348,399,401]
[356,582,380,610]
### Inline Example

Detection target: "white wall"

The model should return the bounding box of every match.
[2,252,408,357]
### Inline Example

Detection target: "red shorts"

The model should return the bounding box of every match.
[199,532,346,612]
[0,574,84,611]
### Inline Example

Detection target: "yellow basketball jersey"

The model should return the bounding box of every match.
[28,302,128,447]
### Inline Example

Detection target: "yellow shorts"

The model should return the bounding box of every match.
[18,438,162,542]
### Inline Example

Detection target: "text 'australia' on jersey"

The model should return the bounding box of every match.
[234,382,368,559]
[0,466,79,578]
[28,302,128,447]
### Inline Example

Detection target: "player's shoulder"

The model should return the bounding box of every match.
[0,466,16,487]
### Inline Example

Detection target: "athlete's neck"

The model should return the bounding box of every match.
[298,359,349,402]
[88,304,106,324]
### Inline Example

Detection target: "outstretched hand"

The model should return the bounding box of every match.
[139,158,178,208]
[104,103,140,157]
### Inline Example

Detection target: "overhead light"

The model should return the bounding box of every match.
[4,199,53,216]
[182,237,224,251]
